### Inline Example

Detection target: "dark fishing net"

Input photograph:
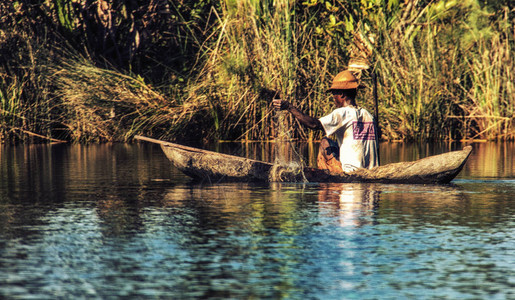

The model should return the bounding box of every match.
[268,110,308,182]
[268,160,307,182]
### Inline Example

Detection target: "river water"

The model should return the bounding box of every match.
[0,142,513,299]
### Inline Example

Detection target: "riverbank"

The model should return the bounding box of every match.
[1,1,513,143]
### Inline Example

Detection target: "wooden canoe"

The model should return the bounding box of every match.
[134,135,472,184]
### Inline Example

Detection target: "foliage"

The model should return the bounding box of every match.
[0,0,513,143]
[355,0,513,140]
[43,0,217,83]
[0,1,53,142]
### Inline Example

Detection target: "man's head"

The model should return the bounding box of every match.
[328,70,359,107]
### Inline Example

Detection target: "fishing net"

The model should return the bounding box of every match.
[268,160,307,182]
[268,110,309,182]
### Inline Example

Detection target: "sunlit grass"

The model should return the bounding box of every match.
[458,9,514,140]
[0,75,24,140]
[373,0,513,141]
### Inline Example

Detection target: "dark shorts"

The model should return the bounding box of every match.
[323,138,339,160]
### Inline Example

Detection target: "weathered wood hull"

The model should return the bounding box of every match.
[160,141,273,182]
[135,136,472,184]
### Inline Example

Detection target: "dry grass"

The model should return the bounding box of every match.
[50,55,210,142]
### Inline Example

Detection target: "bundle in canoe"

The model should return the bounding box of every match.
[134,136,472,184]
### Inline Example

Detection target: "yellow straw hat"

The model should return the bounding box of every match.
[327,70,360,91]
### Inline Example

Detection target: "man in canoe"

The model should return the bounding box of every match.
[273,70,379,173]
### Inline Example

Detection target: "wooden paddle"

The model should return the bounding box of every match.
[372,71,381,165]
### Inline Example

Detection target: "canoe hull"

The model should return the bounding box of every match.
[135,135,472,184]
[158,142,472,184]
[298,146,472,184]
[160,143,273,183]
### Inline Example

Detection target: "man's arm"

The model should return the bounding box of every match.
[272,99,323,131]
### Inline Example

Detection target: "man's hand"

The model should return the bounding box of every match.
[272,99,291,111]
[272,98,323,130]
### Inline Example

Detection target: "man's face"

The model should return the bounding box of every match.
[331,89,356,107]
[332,93,343,107]
[331,90,347,107]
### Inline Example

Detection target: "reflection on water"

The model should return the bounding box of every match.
[462,142,514,178]
[317,183,379,227]
[0,142,513,298]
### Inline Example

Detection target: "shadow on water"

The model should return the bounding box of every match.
[0,143,177,238]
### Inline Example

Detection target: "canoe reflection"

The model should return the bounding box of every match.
[317,183,379,227]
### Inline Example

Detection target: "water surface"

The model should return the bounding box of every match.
[0,142,513,299]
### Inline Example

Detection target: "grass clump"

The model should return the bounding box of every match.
[49,54,213,142]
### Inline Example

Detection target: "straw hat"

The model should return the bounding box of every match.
[327,70,360,91]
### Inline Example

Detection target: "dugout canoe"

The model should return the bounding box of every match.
[134,135,472,184]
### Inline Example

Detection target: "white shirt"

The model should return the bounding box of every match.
[319,106,379,171]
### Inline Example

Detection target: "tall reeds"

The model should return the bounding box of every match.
[187,0,296,141]
[187,0,349,141]
[372,0,513,141]
[373,1,458,140]
[457,6,514,140]
[0,0,513,143]
[189,0,513,142]
[0,1,53,142]
[0,75,24,139]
